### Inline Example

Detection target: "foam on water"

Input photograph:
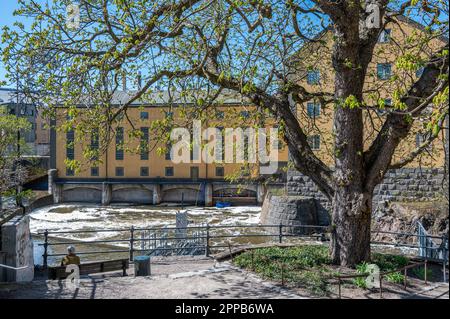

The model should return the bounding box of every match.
[29,204,262,243]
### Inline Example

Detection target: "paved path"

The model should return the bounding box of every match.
[0,257,304,299]
[0,256,448,299]
[405,283,449,299]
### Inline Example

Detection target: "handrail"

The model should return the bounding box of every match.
[0,263,29,270]
[36,223,328,235]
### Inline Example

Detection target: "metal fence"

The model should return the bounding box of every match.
[37,222,449,282]
[37,224,328,267]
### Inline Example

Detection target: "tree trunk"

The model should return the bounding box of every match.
[331,190,372,266]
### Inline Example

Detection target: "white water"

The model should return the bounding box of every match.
[29,204,262,243]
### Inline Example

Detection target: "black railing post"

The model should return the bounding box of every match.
[205,224,210,257]
[129,226,135,261]
[279,223,283,244]
[43,229,48,268]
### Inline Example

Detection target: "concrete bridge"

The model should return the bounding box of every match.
[48,170,269,206]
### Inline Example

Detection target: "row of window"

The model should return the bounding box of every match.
[139,110,250,121]
[66,166,226,177]
[306,63,423,85]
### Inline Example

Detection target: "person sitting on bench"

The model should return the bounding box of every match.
[61,245,80,266]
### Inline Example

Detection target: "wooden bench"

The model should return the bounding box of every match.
[48,259,129,280]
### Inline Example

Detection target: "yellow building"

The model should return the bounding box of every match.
[49,15,447,206]
[290,15,447,168]
[49,91,289,205]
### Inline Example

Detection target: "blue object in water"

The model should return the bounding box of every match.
[216,202,231,208]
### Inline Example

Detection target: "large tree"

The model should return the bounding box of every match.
[2,0,448,265]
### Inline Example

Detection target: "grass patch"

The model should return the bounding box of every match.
[353,253,409,288]
[233,245,332,296]
[233,246,412,295]
[412,266,433,280]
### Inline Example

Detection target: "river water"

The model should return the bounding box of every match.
[29,204,264,266]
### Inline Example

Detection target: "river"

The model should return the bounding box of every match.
[29,204,264,266]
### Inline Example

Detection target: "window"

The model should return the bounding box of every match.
[91,129,99,161]
[66,168,74,176]
[165,167,174,177]
[377,63,392,80]
[307,69,320,85]
[115,127,124,160]
[216,127,225,161]
[377,99,391,115]
[307,135,321,150]
[140,167,149,177]
[140,111,149,120]
[190,166,199,179]
[306,102,321,118]
[140,127,149,160]
[216,167,224,177]
[415,133,432,150]
[378,29,391,43]
[66,130,75,160]
[240,111,250,119]
[115,167,124,177]
[216,111,224,119]
[91,167,99,177]
[385,98,392,106]
[165,111,174,119]
[190,133,199,161]
[165,143,172,160]
[416,67,425,78]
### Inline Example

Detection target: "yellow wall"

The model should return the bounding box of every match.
[55,105,289,178]
[293,17,447,168]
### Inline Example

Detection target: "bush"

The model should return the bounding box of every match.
[233,245,331,295]
[385,272,405,284]
[412,267,433,280]
[372,253,409,271]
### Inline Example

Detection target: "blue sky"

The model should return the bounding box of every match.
[0,1,23,87]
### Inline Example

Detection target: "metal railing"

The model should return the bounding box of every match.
[36,223,449,282]
[335,261,429,299]
[38,223,328,267]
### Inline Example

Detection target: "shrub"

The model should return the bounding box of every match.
[412,267,433,280]
[385,272,405,284]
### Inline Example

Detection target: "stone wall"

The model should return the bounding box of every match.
[0,215,34,282]
[287,168,446,206]
[260,194,330,234]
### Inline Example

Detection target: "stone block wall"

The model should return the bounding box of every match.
[287,168,446,206]
[0,215,34,282]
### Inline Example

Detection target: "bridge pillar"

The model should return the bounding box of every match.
[257,183,266,204]
[102,183,112,206]
[153,184,162,205]
[53,184,63,204]
[48,169,57,195]
[205,183,213,206]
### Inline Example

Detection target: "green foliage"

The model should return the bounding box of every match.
[412,266,433,280]
[385,272,405,284]
[371,253,409,271]
[233,245,332,295]
[353,262,370,288]
[353,254,409,288]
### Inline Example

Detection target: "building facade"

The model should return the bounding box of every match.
[49,16,448,207]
